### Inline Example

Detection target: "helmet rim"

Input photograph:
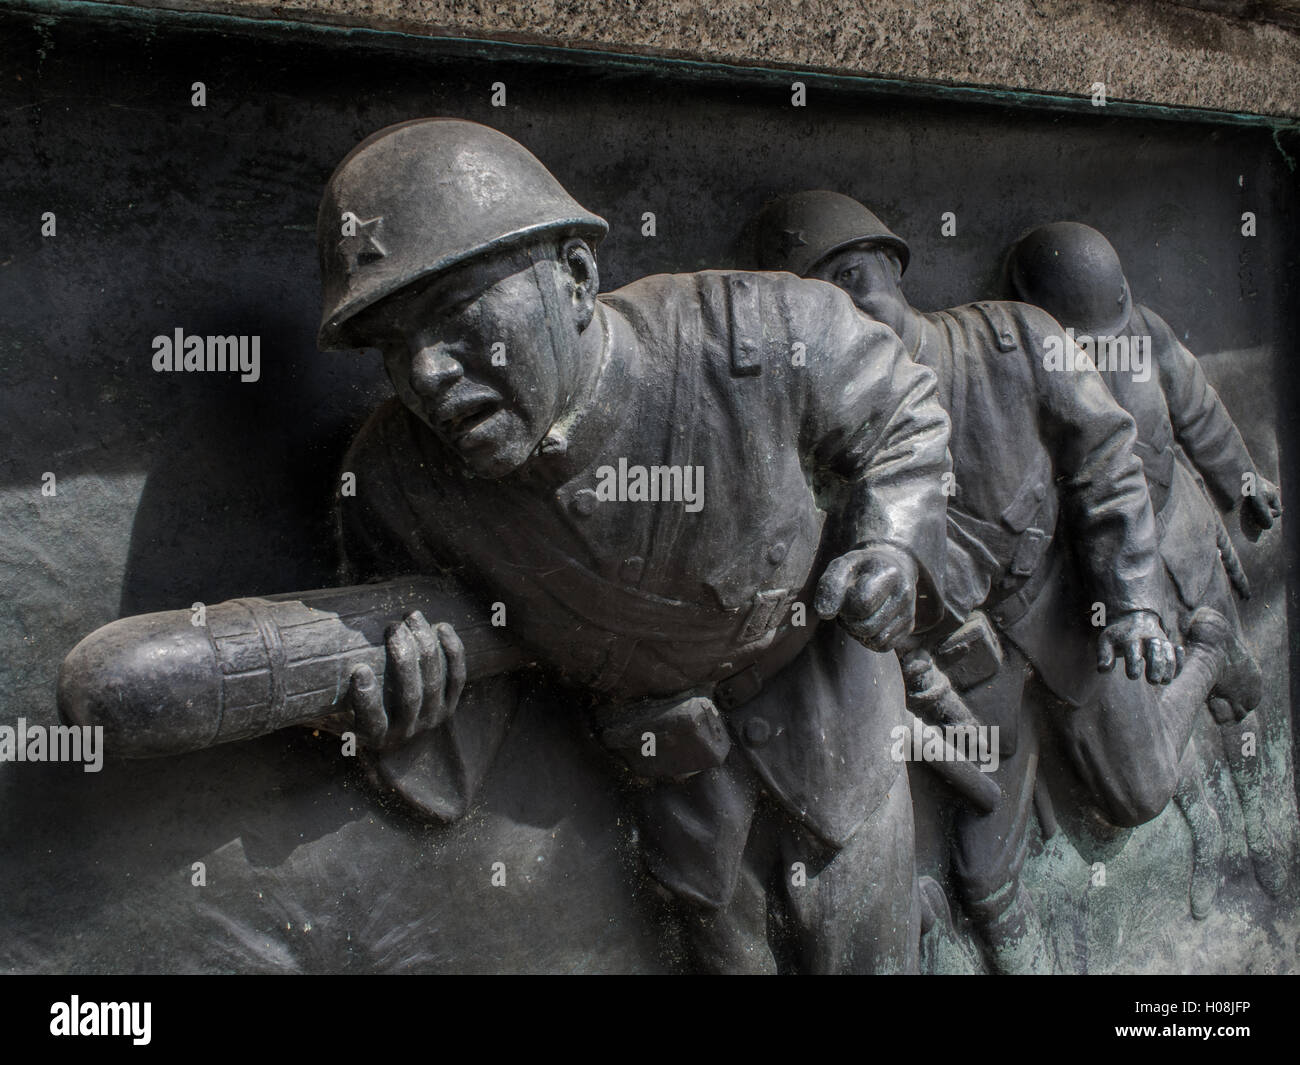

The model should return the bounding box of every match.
[317,118,608,351]
[807,234,911,279]
[753,189,911,279]
[317,215,607,350]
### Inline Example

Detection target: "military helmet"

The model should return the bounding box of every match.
[1007,221,1133,337]
[317,118,609,350]
[753,189,910,278]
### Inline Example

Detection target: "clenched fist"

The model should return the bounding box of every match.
[814,544,919,652]
[1241,475,1282,542]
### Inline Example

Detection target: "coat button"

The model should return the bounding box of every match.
[743,717,771,747]
[767,541,787,565]
[571,489,599,516]
[619,556,644,582]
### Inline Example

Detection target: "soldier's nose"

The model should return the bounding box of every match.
[410,345,463,398]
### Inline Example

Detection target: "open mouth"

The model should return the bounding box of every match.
[438,395,502,444]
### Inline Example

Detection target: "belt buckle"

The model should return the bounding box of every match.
[739,587,792,643]
[715,664,763,710]
[1010,526,1048,577]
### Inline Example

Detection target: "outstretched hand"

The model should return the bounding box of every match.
[1097,609,1178,685]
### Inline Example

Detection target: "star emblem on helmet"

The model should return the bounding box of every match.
[776,228,809,259]
[338,213,387,270]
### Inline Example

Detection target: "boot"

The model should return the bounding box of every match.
[918,874,953,936]
[1187,607,1262,720]
[970,881,1055,975]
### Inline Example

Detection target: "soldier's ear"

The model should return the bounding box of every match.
[561,238,599,331]
[884,248,903,284]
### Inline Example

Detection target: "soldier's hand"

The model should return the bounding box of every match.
[815,545,918,652]
[1097,609,1178,685]
[344,611,466,751]
[1242,476,1281,542]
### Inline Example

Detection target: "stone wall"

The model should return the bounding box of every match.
[75,0,1300,118]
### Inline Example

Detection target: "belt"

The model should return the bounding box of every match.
[989,545,1059,630]
[947,505,1056,592]
[713,617,821,710]
[594,618,820,778]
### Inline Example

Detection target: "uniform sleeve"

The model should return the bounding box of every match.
[1024,306,1164,619]
[1147,308,1258,511]
[334,398,517,825]
[335,398,453,584]
[796,285,953,629]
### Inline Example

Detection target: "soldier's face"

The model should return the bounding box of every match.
[357,244,588,478]
[809,245,909,334]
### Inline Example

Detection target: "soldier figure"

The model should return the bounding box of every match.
[1007,222,1285,903]
[752,190,1188,974]
[318,120,954,973]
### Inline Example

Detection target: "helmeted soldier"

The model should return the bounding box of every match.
[318,120,954,973]
[1008,221,1285,901]
[753,190,1195,974]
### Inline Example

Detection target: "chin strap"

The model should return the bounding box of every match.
[529,241,576,406]
[527,240,606,458]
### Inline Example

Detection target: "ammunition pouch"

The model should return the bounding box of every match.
[596,620,817,779]
[598,692,731,778]
[935,611,1005,691]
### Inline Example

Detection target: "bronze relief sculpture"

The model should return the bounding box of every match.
[55,120,1293,975]
[1007,221,1286,905]
[752,191,1288,971]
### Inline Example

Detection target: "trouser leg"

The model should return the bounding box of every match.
[946,643,1053,974]
[778,767,919,975]
[952,711,1052,975]
[679,834,779,975]
[1056,626,1227,827]
[635,754,774,973]
[1172,738,1224,919]
[1194,591,1281,894]
[1219,709,1288,896]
